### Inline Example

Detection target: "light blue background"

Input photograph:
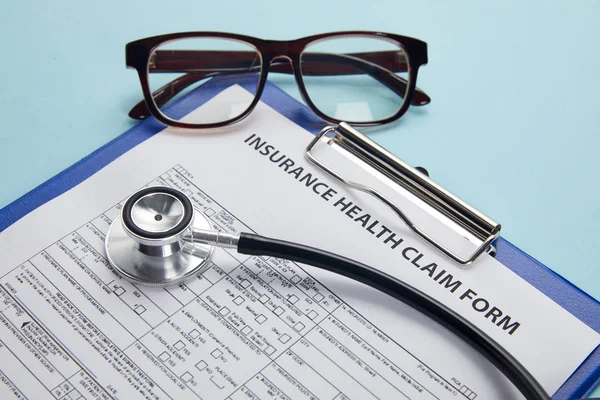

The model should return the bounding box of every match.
[1,1,598,396]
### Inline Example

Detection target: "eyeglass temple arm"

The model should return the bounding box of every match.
[129,72,218,119]
[298,52,429,103]
[129,50,430,120]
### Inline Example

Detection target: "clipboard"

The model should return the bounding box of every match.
[0,75,598,399]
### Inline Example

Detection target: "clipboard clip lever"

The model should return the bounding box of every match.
[305,122,501,265]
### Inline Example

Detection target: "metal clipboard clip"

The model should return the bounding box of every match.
[305,122,500,265]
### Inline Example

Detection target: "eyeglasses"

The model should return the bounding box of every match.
[125,31,430,129]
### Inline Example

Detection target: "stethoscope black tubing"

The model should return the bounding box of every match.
[237,232,549,400]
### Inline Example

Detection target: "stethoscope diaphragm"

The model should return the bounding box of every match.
[104,187,215,287]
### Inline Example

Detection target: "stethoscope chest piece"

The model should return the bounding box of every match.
[105,187,215,287]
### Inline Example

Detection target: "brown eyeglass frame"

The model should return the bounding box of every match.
[125,31,429,129]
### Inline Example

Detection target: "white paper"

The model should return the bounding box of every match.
[0,85,597,400]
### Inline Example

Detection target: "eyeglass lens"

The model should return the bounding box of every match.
[300,36,409,123]
[147,37,262,123]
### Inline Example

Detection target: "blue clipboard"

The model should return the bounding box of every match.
[0,75,598,399]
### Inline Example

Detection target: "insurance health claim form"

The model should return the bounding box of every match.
[0,86,597,400]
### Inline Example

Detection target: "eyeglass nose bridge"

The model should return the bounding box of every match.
[269,54,294,63]
[259,50,304,84]
[260,38,305,69]
[266,54,297,73]
[259,53,313,106]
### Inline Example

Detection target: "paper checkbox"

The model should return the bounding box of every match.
[219,307,231,316]
[241,326,253,335]
[134,305,146,315]
[259,294,270,304]
[279,334,291,344]
[256,314,267,324]
[189,329,200,339]
[240,279,251,289]
[233,296,245,305]
[196,360,208,371]
[265,345,276,356]
[181,372,193,383]
[288,294,299,304]
[174,340,185,351]
[113,286,125,296]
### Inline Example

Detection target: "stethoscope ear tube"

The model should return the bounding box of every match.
[236,233,549,400]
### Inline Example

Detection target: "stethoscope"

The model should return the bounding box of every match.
[105,186,548,400]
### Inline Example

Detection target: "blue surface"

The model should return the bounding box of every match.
[1,1,599,396]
